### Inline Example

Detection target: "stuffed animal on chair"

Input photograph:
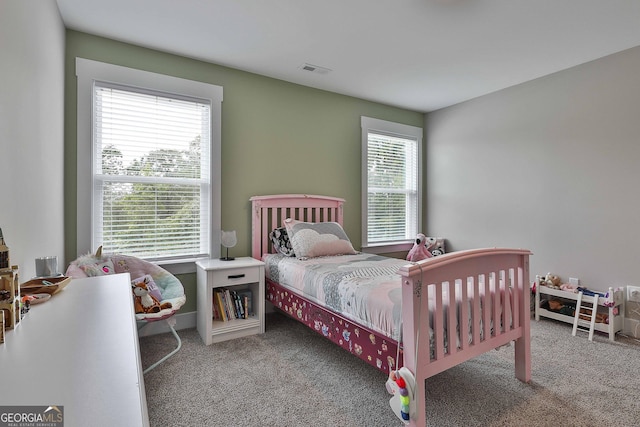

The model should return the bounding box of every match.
[132,277,172,314]
[406,233,434,262]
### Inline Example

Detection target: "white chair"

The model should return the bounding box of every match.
[67,250,186,373]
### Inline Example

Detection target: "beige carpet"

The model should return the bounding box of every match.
[140,312,640,427]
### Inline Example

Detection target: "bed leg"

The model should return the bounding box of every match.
[410,378,426,427]
[514,259,532,383]
[514,335,531,383]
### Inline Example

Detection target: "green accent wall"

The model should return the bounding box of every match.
[64,30,424,313]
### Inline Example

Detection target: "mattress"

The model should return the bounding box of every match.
[264,252,407,341]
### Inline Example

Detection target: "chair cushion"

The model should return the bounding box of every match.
[111,255,186,320]
[67,252,186,321]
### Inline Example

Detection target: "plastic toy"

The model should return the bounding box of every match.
[386,366,416,424]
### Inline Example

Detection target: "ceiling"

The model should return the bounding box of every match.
[56,0,640,113]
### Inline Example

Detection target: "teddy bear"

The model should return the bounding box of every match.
[540,272,562,289]
[132,277,172,314]
[406,233,435,262]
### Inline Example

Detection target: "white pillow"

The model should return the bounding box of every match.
[283,218,357,259]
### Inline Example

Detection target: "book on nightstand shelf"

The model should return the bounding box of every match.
[236,289,253,318]
[223,289,235,319]
[231,290,244,319]
[213,290,227,321]
[212,288,254,321]
[211,296,219,320]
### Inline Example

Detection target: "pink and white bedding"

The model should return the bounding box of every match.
[264,252,407,340]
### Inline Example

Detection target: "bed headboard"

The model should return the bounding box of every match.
[250,194,345,259]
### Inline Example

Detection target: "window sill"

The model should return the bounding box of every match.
[361,242,412,255]
[156,257,209,275]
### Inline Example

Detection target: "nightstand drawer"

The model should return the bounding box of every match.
[211,267,260,287]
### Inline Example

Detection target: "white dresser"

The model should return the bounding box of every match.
[0,273,149,427]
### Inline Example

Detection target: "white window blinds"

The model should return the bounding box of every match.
[361,116,422,250]
[93,82,211,260]
[367,132,419,243]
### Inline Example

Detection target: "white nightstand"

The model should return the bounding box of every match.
[196,257,265,345]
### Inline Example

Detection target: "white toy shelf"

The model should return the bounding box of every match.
[535,284,624,341]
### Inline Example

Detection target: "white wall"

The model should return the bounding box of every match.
[426,45,640,331]
[0,0,66,279]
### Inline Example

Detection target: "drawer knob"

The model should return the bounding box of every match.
[228,274,245,279]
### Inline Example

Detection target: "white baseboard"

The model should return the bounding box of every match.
[137,311,196,337]
[623,317,640,339]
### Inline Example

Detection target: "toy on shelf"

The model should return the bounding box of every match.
[538,272,562,289]
[0,230,25,340]
[0,228,9,270]
[534,273,624,341]
[0,264,21,331]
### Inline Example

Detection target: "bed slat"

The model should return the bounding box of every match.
[459,278,469,350]
[471,276,482,345]
[447,281,457,355]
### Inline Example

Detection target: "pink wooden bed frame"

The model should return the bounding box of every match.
[251,194,531,427]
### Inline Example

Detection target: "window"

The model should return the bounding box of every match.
[361,117,422,252]
[93,83,210,259]
[76,58,222,266]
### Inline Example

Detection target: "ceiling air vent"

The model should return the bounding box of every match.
[299,63,332,75]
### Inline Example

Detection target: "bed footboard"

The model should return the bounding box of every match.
[399,248,531,427]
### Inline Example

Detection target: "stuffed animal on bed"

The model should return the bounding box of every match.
[406,233,434,262]
[132,278,172,314]
[540,273,562,289]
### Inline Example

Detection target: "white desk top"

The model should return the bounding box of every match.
[0,274,149,427]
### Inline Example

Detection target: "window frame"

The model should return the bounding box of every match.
[76,58,223,273]
[360,116,423,254]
